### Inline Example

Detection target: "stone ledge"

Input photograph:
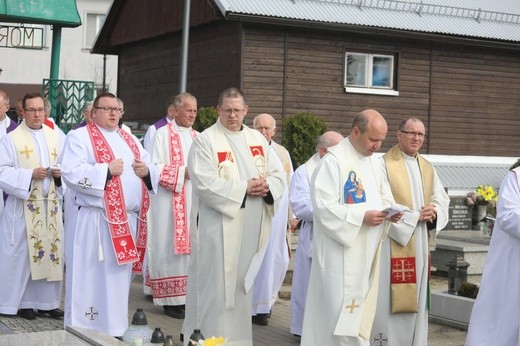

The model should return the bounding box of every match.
[429,291,475,331]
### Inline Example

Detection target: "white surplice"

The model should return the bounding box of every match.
[0,125,63,314]
[289,152,319,336]
[466,169,520,346]
[146,121,196,306]
[183,120,286,346]
[61,125,158,336]
[371,152,450,346]
[0,115,16,218]
[301,138,408,346]
[252,141,292,315]
[143,116,172,151]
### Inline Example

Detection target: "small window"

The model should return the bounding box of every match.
[84,13,106,49]
[344,52,398,96]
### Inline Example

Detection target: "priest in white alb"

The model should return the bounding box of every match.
[147,93,198,319]
[251,113,293,326]
[61,93,158,337]
[182,88,286,345]
[466,168,520,346]
[0,92,64,320]
[372,117,449,345]
[301,110,408,346]
[289,131,343,337]
[0,89,18,218]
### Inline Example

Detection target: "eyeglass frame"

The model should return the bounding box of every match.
[399,129,426,139]
[94,106,123,114]
[24,108,45,114]
[219,107,247,117]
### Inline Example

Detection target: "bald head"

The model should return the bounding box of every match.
[349,109,387,156]
[317,131,343,158]
[253,113,276,142]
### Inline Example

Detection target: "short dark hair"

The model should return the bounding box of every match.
[93,92,117,107]
[22,92,43,109]
[218,87,246,107]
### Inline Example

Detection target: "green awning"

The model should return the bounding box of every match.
[0,0,81,27]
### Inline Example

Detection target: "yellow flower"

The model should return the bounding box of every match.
[203,336,226,346]
[475,185,498,204]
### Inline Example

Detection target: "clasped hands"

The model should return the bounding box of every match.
[419,203,437,223]
[32,165,61,179]
[108,158,149,178]
[246,176,269,197]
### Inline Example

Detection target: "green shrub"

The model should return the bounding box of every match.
[282,112,327,168]
[194,107,218,132]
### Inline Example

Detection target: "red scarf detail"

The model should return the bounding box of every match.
[87,123,149,273]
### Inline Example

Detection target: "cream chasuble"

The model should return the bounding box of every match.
[302,138,394,346]
[11,123,62,281]
[205,123,276,309]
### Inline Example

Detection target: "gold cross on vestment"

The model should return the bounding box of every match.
[346,299,360,313]
[51,148,58,161]
[20,145,34,159]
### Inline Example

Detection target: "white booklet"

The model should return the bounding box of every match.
[381,203,412,217]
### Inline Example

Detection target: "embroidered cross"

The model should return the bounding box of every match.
[85,306,98,320]
[51,148,58,161]
[346,299,359,313]
[78,178,92,189]
[373,332,388,346]
[392,258,416,282]
[20,145,34,159]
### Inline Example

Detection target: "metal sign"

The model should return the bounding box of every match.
[0,25,44,50]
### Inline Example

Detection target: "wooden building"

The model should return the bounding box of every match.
[93,0,520,156]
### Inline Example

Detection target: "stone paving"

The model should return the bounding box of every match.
[0,275,468,345]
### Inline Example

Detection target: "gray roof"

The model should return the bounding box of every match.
[422,155,517,194]
[214,0,520,43]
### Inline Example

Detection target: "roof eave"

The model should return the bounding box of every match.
[226,12,520,51]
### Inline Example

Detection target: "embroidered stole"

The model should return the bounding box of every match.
[87,123,150,273]
[206,122,274,309]
[159,123,197,254]
[12,123,62,282]
[383,145,434,313]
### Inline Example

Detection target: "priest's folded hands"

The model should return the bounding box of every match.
[247,176,269,197]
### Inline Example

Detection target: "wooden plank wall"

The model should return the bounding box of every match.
[117,22,242,125]
[242,25,520,156]
[429,45,520,156]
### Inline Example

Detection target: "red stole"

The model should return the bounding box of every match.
[158,123,197,254]
[87,123,150,273]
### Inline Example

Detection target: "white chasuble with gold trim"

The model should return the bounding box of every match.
[11,124,62,281]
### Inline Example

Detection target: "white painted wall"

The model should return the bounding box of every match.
[0,0,117,93]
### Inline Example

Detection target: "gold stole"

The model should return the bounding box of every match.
[383,145,433,313]
[12,124,62,281]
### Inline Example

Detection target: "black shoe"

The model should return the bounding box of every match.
[293,334,301,338]
[252,314,269,326]
[18,308,36,320]
[163,305,185,319]
[37,308,64,318]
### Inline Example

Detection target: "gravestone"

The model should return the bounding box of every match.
[446,196,472,230]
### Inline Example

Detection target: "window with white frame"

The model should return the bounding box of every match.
[344,52,398,96]
[84,13,106,49]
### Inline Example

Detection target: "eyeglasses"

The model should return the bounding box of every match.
[400,130,426,139]
[94,106,123,114]
[220,108,246,116]
[24,108,45,114]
